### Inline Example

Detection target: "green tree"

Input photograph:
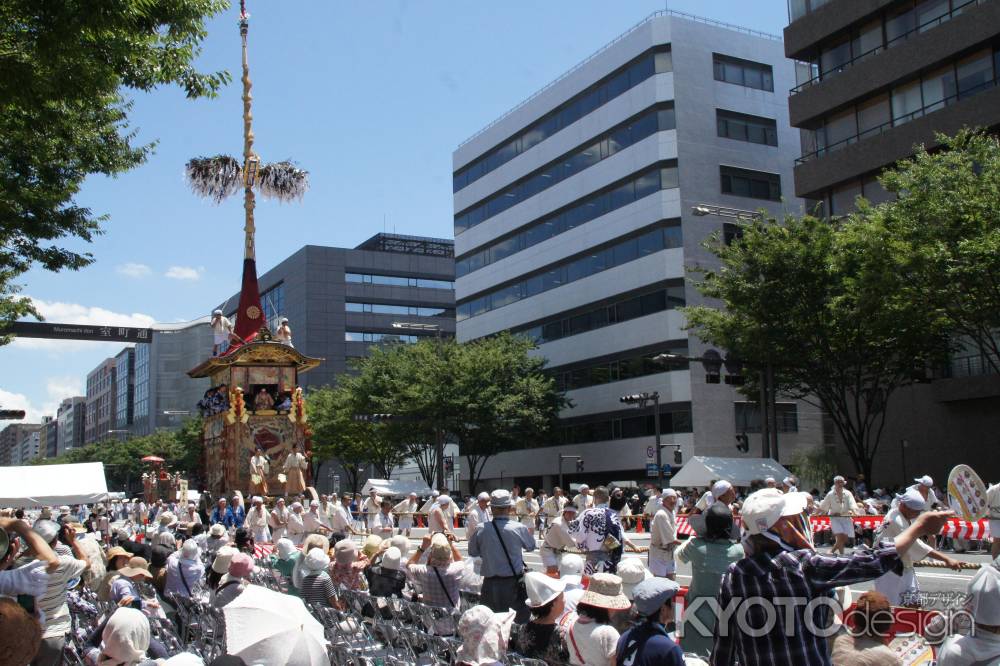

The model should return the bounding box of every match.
[308,385,378,496]
[451,333,567,494]
[0,0,230,336]
[685,213,950,484]
[878,130,1000,373]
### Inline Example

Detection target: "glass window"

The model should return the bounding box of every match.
[891,80,923,124]
[628,57,655,86]
[660,165,679,190]
[606,70,630,99]
[658,107,676,131]
[609,181,635,209]
[852,19,883,61]
[640,291,667,314]
[823,107,858,150]
[956,49,993,98]
[820,36,852,77]
[916,0,950,32]
[613,237,639,265]
[856,94,890,137]
[637,229,665,256]
[654,50,673,73]
[634,171,660,200]
[830,180,863,215]
[885,3,916,44]
[921,64,957,113]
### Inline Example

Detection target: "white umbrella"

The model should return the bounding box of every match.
[223,584,327,665]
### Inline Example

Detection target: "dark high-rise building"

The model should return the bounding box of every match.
[219,233,456,389]
[57,397,87,456]
[85,358,117,444]
[115,347,136,433]
[784,0,1000,483]
[785,0,1000,213]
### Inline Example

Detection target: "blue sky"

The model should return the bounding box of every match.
[0,0,789,423]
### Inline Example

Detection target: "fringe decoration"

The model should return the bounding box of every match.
[258,161,310,202]
[185,155,242,203]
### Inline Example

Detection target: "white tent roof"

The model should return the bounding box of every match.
[668,456,792,489]
[361,478,434,498]
[0,462,109,507]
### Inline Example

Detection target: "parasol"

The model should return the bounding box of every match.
[141,456,165,463]
[223,584,327,665]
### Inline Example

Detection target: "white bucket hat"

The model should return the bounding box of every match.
[617,557,653,600]
[524,571,565,608]
[741,489,809,535]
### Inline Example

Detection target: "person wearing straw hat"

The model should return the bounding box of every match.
[541,502,578,574]
[465,492,492,541]
[565,572,631,666]
[819,475,860,555]
[207,546,237,593]
[330,538,369,592]
[510,572,572,664]
[212,552,255,608]
[368,546,408,599]
[205,523,230,555]
[108,556,154,610]
[712,488,953,666]
[393,492,420,537]
[937,563,1000,665]
[614,578,683,666]
[164,539,204,600]
[648,489,680,579]
[873,487,962,605]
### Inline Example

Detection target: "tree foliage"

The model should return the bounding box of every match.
[0,0,230,335]
[307,334,566,494]
[34,418,204,494]
[878,130,1000,373]
[685,212,950,483]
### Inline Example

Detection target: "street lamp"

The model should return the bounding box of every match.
[619,392,681,485]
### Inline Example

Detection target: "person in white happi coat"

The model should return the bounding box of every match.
[781,476,799,493]
[361,489,381,535]
[331,496,360,540]
[246,496,271,543]
[693,480,736,514]
[937,564,1000,666]
[540,503,578,574]
[515,488,539,537]
[393,492,419,536]
[268,497,290,543]
[987,481,1000,559]
[873,488,962,605]
[318,495,336,526]
[286,502,307,545]
[649,489,680,579]
[372,500,395,539]
[642,488,663,520]
[573,484,594,512]
[181,502,202,528]
[540,487,567,532]
[819,475,860,554]
[465,492,492,540]
[302,500,332,536]
[429,495,454,536]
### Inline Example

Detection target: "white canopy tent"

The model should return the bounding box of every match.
[0,462,109,508]
[361,478,434,499]
[668,456,792,489]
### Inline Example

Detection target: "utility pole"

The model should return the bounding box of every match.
[759,370,770,458]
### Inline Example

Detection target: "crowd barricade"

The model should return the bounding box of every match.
[675,514,992,539]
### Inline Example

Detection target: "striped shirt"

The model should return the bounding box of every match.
[710,543,902,666]
[300,571,337,607]
[406,562,464,610]
[37,555,88,638]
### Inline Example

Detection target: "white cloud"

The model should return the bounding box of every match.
[165,266,203,281]
[0,376,84,423]
[116,262,152,278]
[12,298,156,353]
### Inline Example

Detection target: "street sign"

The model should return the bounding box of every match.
[6,321,153,343]
[646,446,655,461]
[646,463,659,478]
[662,465,672,477]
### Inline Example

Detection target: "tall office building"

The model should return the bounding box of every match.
[784,0,1000,482]
[0,423,40,466]
[131,318,214,436]
[220,233,456,390]
[453,11,823,488]
[39,416,57,459]
[85,358,117,444]
[114,347,135,433]
[17,429,41,465]
[57,397,86,456]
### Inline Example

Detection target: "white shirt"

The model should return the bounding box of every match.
[643,496,662,516]
[695,491,714,512]
[466,504,491,536]
[302,510,330,533]
[567,618,619,666]
[515,497,538,525]
[372,511,394,536]
[250,455,270,475]
[937,632,1000,666]
[330,505,353,533]
[542,495,567,517]
[875,507,933,567]
[246,507,270,531]
[989,483,1000,519]
[287,512,306,539]
[362,496,381,516]
[820,489,859,516]
[649,507,678,560]
[542,517,576,553]
[573,493,593,512]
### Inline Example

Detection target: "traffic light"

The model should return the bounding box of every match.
[576,459,584,472]
[673,449,682,465]
[0,410,26,420]
[620,394,645,404]
[736,433,749,453]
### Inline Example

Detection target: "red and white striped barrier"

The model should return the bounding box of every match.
[674,514,991,539]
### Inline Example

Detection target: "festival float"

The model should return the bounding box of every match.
[186,1,322,497]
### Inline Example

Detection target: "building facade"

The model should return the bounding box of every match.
[57,397,86,456]
[220,233,456,391]
[784,0,1000,484]
[130,319,214,436]
[453,11,824,489]
[16,429,41,465]
[114,347,135,433]
[39,416,57,459]
[0,423,40,466]
[85,358,117,445]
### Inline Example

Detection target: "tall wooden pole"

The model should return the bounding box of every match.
[240,0,255,261]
